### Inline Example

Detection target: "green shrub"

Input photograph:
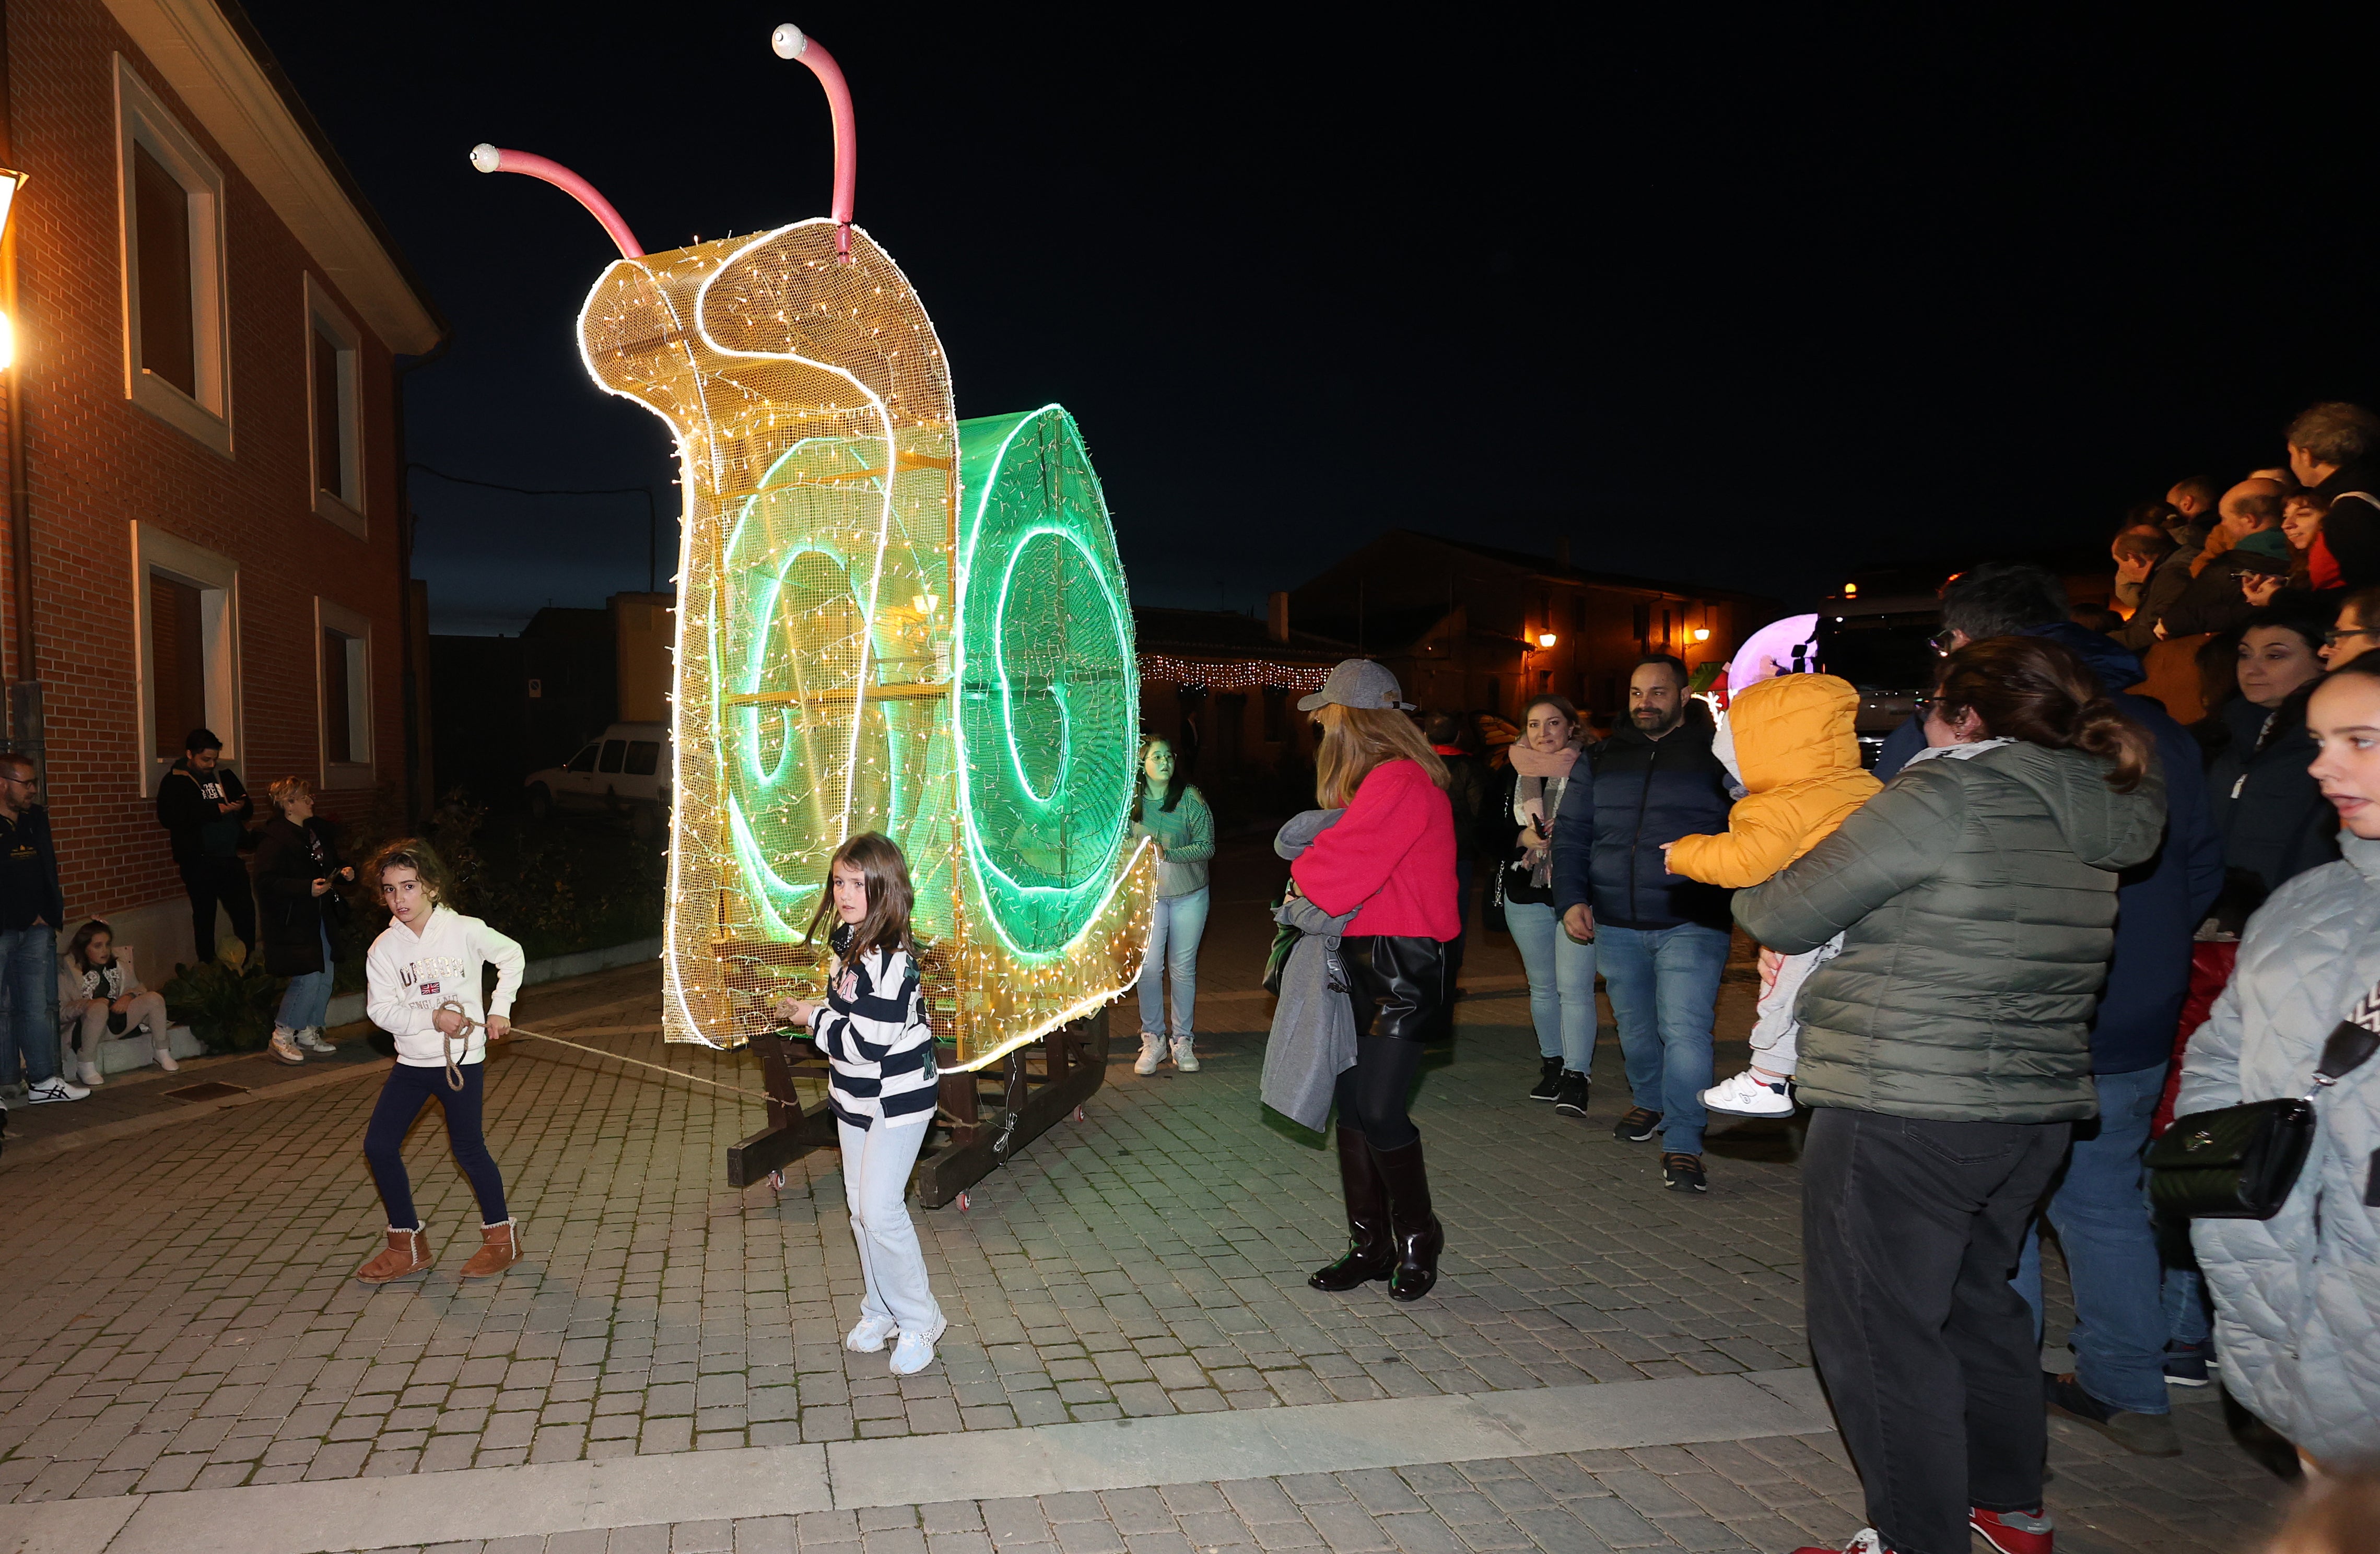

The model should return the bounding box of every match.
[161,941,285,1052]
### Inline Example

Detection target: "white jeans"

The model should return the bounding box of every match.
[837,1120,943,1332]
[1748,938,1839,1073]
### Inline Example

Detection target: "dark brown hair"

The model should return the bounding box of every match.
[804,831,915,967]
[1935,637,2154,792]
[366,838,455,908]
[65,919,115,970]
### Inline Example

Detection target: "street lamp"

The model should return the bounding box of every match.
[0,168,26,370]
[1536,631,1557,649]
[1692,627,1711,642]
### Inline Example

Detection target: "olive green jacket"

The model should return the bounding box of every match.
[1734,740,2166,1123]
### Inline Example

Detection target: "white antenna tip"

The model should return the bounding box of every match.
[468,144,502,174]
[771,23,807,58]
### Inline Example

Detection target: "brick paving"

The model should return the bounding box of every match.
[0,842,2299,1550]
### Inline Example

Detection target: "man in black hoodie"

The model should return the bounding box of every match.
[156,727,254,963]
[2288,401,2380,592]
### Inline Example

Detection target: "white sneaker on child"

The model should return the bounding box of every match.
[1702,1068,1793,1117]
[889,1314,947,1376]
[845,1313,897,1353]
[76,1061,103,1087]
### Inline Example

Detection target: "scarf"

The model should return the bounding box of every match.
[1508,744,1580,890]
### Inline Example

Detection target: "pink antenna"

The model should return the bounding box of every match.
[770,24,858,261]
[468,145,645,260]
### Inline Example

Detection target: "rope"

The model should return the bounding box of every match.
[433,1001,790,1105]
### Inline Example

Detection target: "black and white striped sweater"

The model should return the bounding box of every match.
[811,928,937,1129]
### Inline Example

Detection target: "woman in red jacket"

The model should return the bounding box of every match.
[1289,660,1460,1301]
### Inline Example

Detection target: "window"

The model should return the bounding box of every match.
[306,276,365,534]
[597,739,626,773]
[116,58,230,455]
[566,744,599,773]
[625,740,661,776]
[134,524,241,792]
[1261,686,1289,743]
[315,598,373,786]
[1215,693,1247,772]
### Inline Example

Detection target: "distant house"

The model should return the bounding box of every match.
[1289,531,1782,729]
[0,0,443,967]
[1133,600,1354,810]
[429,592,672,805]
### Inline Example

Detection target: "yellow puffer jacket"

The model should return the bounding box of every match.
[1666,673,1880,889]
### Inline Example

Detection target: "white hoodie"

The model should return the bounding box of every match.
[366,905,526,1068]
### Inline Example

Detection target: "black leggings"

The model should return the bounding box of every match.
[1334,1034,1425,1151]
[363,1062,509,1228]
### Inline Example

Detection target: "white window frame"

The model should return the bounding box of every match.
[132,523,242,795]
[304,275,366,537]
[114,55,233,457]
[314,597,373,788]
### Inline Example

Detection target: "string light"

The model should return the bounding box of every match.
[1138,656,1333,691]
[569,216,1152,1071]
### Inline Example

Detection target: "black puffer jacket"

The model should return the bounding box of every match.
[1550,722,1734,931]
[1735,741,2166,1123]
[252,817,346,977]
[2204,692,2340,903]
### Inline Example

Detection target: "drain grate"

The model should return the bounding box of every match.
[164,1081,250,1102]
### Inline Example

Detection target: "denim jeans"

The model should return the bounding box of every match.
[276,920,336,1031]
[1596,921,1729,1151]
[0,924,59,1086]
[364,1061,507,1228]
[1504,898,1597,1070]
[2012,1063,2171,1415]
[1139,888,1210,1038]
[2163,1264,2211,1347]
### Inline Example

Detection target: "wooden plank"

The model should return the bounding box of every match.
[912,1007,1109,1209]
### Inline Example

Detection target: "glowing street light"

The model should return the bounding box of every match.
[1536,631,1557,649]
[1692,627,1711,642]
[0,167,27,371]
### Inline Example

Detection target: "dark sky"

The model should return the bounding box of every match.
[241,3,2380,635]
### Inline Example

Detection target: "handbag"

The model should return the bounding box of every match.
[2148,979,2380,1220]
[1481,854,1509,934]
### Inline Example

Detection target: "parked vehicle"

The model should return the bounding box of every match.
[525,721,672,837]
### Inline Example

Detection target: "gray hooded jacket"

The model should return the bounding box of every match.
[2180,829,2380,1463]
[1264,809,1356,1131]
[1734,740,2165,1123]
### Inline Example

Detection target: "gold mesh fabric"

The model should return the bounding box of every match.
[578,219,1151,1068]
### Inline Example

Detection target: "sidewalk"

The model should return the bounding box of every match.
[0,841,2296,1552]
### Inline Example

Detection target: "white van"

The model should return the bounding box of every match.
[525,721,672,837]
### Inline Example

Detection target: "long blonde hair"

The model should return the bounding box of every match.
[1315,704,1449,807]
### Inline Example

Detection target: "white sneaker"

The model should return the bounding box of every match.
[1171,1035,1200,1073]
[76,1061,103,1087]
[1702,1068,1793,1117]
[845,1313,896,1353]
[295,1028,337,1055]
[22,1076,89,1104]
[1134,1033,1164,1076]
[151,1037,179,1073]
[267,1030,306,1066]
[889,1314,947,1376]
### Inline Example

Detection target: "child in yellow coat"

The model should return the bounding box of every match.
[1663,672,1879,1116]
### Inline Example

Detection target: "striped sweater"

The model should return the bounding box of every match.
[811,927,938,1129]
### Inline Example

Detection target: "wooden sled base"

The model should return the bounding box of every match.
[725,1006,1111,1208]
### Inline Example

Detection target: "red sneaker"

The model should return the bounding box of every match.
[1971,1506,2054,1554]
[1790,1533,1886,1554]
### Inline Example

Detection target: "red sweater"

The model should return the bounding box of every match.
[1292,758,1460,939]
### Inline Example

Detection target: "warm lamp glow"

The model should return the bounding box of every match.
[1843,582,1859,597]
[0,311,15,374]
[1536,631,1557,649]
[0,168,25,248]
[1692,627,1711,642]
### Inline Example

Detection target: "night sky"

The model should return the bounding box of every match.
[239,3,2380,635]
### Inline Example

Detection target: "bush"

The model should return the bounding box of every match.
[161,941,284,1052]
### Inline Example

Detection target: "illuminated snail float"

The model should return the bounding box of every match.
[474,24,1153,1072]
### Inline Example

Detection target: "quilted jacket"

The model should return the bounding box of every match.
[1666,673,1880,889]
[2179,830,2380,1462]
[1733,740,2165,1122]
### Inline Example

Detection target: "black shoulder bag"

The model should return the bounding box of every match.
[2148,976,2380,1221]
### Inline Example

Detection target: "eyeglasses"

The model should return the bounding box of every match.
[1928,629,1960,654]
[2325,627,2379,646]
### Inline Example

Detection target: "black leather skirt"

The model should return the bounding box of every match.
[1340,935,1449,1043]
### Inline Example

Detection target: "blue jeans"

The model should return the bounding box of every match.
[1505,898,1598,1070]
[1596,921,1728,1152]
[277,921,336,1030]
[2163,1265,2210,1348]
[2013,1063,2170,1415]
[364,1062,508,1228]
[1139,888,1209,1038]
[0,924,59,1086]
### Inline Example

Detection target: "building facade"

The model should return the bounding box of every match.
[0,0,441,969]
[1133,599,1352,818]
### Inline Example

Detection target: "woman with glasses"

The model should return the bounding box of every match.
[2320,586,2380,670]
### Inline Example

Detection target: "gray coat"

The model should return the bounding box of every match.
[2180,830,2380,1463]
[1264,810,1357,1131]
[1734,740,2165,1123]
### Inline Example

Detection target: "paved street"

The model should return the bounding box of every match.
[0,841,2295,1552]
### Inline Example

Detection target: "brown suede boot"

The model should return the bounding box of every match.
[458,1219,522,1280]
[355,1225,431,1284]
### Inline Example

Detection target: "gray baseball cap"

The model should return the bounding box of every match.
[1297,658,1415,713]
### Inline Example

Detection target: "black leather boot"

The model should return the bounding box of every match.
[1309,1127,1394,1291]
[1374,1136,1444,1302]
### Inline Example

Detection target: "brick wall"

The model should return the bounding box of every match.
[0,0,413,964]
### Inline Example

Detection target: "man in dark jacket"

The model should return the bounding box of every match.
[0,754,84,1103]
[1552,655,1734,1192]
[1874,563,2224,1456]
[2148,479,2287,641]
[2289,400,2380,592]
[155,727,255,964]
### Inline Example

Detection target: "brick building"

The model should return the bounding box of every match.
[0,0,442,969]
[1133,599,1353,820]
[1288,531,1781,731]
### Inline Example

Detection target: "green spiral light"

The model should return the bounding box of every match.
[954,406,1137,958]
